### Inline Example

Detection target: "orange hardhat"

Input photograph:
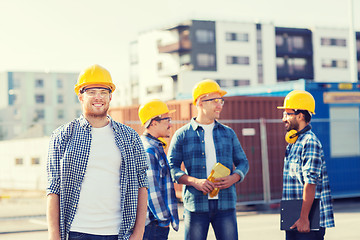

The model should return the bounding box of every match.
[74,64,115,95]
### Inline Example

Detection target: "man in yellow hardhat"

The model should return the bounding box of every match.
[138,99,179,240]
[168,79,249,239]
[278,90,335,239]
[47,64,149,240]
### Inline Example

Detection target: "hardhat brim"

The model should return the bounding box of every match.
[277,106,315,115]
[75,82,116,95]
[140,109,176,126]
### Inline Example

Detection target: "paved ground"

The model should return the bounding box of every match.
[0,192,359,239]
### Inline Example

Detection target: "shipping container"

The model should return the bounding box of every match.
[109,96,287,204]
[110,81,360,202]
[226,79,360,199]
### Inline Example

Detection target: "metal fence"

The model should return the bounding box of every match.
[122,117,360,204]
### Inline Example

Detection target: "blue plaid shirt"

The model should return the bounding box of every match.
[168,118,249,212]
[282,129,335,228]
[141,134,179,231]
[47,115,149,240]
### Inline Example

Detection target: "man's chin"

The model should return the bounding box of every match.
[88,112,108,118]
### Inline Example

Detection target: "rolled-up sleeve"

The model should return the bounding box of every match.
[302,139,322,185]
[231,130,249,182]
[46,133,61,195]
[168,131,186,183]
[133,133,149,189]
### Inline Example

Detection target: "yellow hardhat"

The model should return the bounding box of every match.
[74,64,116,95]
[138,99,176,126]
[277,90,315,114]
[192,79,227,105]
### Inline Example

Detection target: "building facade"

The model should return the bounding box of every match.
[129,20,360,105]
[0,137,49,190]
[0,71,81,140]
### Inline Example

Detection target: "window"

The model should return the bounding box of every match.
[226,56,250,65]
[292,36,304,49]
[276,35,284,46]
[31,157,40,165]
[197,53,215,67]
[157,62,163,71]
[216,79,249,87]
[57,79,63,88]
[330,106,360,156]
[322,59,347,68]
[35,94,45,103]
[276,58,285,68]
[15,158,23,165]
[196,29,214,43]
[58,109,64,119]
[58,95,64,104]
[9,93,17,105]
[234,79,250,86]
[289,58,306,72]
[321,37,346,47]
[35,109,45,119]
[226,32,249,42]
[35,79,44,88]
[146,85,163,94]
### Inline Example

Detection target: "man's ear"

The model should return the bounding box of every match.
[297,112,304,121]
[78,94,83,102]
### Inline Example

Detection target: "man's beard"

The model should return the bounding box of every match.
[286,119,299,132]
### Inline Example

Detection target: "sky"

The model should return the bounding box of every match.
[0,0,359,86]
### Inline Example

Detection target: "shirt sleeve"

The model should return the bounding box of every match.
[46,132,61,196]
[302,138,323,185]
[231,129,249,182]
[133,133,149,189]
[145,149,170,221]
[168,131,186,183]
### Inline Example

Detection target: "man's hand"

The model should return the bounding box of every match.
[214,174,241,190]
[290,217,310,233]
[129,232,143,240]
[193,178,215,194]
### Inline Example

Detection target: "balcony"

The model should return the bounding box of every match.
[158,39,192,53]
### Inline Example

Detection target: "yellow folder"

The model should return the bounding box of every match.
[206,163,231,197]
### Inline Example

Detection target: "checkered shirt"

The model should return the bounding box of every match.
[141,134,179,231]
[46,115,149,240]
[282,130,335,228]
[168,118,249,212]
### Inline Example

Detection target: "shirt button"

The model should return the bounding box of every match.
[202,152,204,155]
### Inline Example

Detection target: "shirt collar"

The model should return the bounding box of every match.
[78,114,115,130]
[143,132,165,147]
[190,117,220,130]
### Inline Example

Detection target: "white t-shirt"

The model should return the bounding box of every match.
[71,123,122,235]
[199,122,218,200]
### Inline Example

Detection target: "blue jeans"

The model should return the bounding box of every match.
[143,221,170,240]
[68,232,118,240]
[286,227,326,240]
[184,200,238,240]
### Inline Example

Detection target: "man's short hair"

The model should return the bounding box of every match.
[295,110,312,123]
